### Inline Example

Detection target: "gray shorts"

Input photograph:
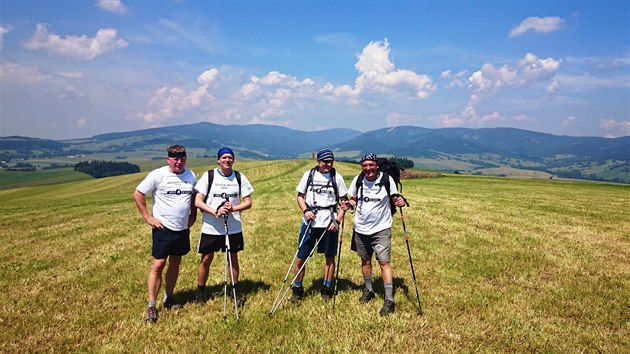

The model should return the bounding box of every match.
[350,228,392,262]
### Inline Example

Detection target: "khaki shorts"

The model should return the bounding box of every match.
[350,228,392,262]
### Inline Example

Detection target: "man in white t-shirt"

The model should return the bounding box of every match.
[194,147,254,305]
[343,153,406,316]
[291,149,347,303]
[133,144,197,323]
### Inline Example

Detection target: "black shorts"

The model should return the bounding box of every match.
[297,223,338,259]
[152,227,191,259]
[198,232,244,254]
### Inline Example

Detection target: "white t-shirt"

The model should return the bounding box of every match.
[348,172,398,234]
[136,166,196,231]
[296,168,348,228]
[195,168,254,235]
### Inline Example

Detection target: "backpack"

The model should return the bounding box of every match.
[203,169,242,204]
[304,166,340,210]
[355,157,407,215]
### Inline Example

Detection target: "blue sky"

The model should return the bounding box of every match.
[1,0,628,140]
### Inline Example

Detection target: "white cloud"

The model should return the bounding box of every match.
[0,25,12,50]
[96,0,128,15]
[599,118,630,138]
[509,16,566,37]
[23,23,128,60]
[132,40,436,128]
[57,71,85,79]
[0,62,52,84]
[513,114,537,123]
[77,117,88,128]
[434,113,465,127]
[355,39,435,99]
[562,116,576,126]
[441,70,468,88]
[385,112,418,126]
[464,53,560,121]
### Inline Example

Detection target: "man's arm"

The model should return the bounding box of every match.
[195,192,216,216]
[188,191,197,227]
[133,190,163,229]
[297,193,316,221]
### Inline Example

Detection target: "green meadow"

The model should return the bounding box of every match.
[0,160,628,352]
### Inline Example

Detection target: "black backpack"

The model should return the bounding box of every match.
[304,166,340,208]
[203,169,242,204]
[355,157,407,215]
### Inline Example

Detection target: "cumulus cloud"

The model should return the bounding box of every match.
[132,39,435,128]
[134,69,222,125]
[441,70,468,88]
[96,0,128,15]
[465,53,560,114]
[355,39,435,99]
[0,25,12,50]
[24,23,128,60]
[509,16,566,37]
[435,53,561,128]
[562,116,576,127]
[77,117,88,128]
[0,62,52,84]
[599,118,630,138]
[385,112,418,126]
[513,114,537,123]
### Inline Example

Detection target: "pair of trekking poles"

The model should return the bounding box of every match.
[219,199,240,320]
[269,201,423,316]
[269,215,333,315]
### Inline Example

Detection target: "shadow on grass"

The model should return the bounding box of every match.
[176,278,272,306]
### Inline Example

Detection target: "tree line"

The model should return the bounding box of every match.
[74,160,140,178]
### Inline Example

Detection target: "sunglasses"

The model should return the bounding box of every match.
[321,159,334,164]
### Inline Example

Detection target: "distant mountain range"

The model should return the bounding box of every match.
[2,122,629,183]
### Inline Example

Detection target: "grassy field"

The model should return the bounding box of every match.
[0,168,93,190]
[0,160,628,352]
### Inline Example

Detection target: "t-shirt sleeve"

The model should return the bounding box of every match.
[296,171,309,194]
[388,176,399,195]
[347,176,359,197]
[240,174,254,198]
[336,173,348,198]
[194,171,209,196]
[136,170,158,195]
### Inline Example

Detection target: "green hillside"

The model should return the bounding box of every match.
[0,168,93,190]
[0,160,628,352]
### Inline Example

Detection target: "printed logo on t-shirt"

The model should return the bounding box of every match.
[167,189,193,195]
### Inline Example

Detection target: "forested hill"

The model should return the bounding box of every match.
[1,123,629,183]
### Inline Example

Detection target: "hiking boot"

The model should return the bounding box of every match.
[195,290,207,304]
[235,292,246,308]
[320,285,334,301]
[359,288,376,304]
[379,299,395,317]
[144,306,158,323]
[163,297,182,310]
[290,286,304,303]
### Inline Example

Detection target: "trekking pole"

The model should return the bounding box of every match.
[270,226,329,315]
[269,219,314,314]
[332,216,344,309]
[222,225,228,319]
[399,205,423,315]
[225,215,240,320]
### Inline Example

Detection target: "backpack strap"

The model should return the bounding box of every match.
[305,166,339,211]
[329,168,339,203]
[203,169,215,204]
[378,172,396,215]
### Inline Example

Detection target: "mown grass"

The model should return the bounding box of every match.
[0,168,93,190]
[0,160,628,352]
